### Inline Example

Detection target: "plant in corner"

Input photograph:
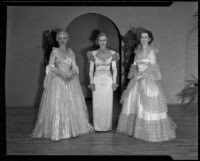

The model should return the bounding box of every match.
[176,74,198,110]
[41,28,61,66]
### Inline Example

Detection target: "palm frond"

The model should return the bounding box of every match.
[176,73,198,106]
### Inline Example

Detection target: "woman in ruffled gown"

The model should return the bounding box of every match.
[31,30,93,141]
[117,29,177,142]
[87,33,119,131]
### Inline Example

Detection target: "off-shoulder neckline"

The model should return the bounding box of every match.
[53,47,72,60]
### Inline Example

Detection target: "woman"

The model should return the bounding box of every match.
[117,29,177,142]
[31,30,93,141]
[87,33,119,131]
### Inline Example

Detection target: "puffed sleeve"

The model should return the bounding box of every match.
[87,51,95,62]
[45,48,57,75]
[111,52,120,62]
[43,48,57,89]
[142,49,162,80]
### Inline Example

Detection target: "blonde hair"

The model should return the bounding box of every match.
[56,30,69,39]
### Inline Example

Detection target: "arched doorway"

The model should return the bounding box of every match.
[66,13,121,98]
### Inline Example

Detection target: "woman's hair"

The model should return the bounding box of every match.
[139,29,154,44]
[56,30,70,40]
[41,29,69,66]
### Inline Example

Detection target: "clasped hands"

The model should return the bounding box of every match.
[128,70,143,81]
[88,83,118,91]
[51,68,74,83]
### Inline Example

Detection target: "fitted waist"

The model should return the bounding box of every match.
[95,70,111,76]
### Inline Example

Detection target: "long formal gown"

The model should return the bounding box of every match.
[117,46,177,142]
[87,50,119,131]
[31,47,93,141]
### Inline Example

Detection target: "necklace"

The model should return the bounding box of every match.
[59,47,67,53]
[96,48,112,61]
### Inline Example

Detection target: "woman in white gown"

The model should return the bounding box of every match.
[87,33,119,131]
[117,29,177,142]
[30,30,93,141]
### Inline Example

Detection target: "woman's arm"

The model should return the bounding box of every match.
[43,49,57,88]
[87,51,95,91]
[128,61,138,79]
[111,52,119,90]
[140,49,162,80]
[112,61,117,84]
[70,49,79,75]
[89,61,95,84]
[45,49,57,75]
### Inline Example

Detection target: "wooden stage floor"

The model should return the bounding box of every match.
[6,97,198,160]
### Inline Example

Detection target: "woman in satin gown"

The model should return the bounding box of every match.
[31,31,93,141]
[87,33,119,131]
[117,29,177,142]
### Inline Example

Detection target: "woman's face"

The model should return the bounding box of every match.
[57,33,68,46]
[98,36,107,48]
[140,32,151,46]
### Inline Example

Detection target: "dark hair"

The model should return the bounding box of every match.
[97,32,108,41]
[139,29,154,44]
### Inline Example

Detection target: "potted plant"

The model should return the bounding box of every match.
[176,74,198,110]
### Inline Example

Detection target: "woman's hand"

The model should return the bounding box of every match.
[88,83,95,91]
[52,68,73,83]
[65,72,73,80]
[128,65,137,79]
[112,83,118,91]
[135,72,143,80]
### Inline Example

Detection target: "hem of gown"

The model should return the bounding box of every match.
[117,113,177,142]
[30,127,93,141]
[30,123,93,141]
[94,128,112,132]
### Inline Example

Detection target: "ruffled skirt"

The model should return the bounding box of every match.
[117,78,177,142]
[31,74,93,141]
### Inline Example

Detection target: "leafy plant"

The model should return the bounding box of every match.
[41,28,61,66]
[121,26,146,90]
[193,10,198,28]
[176,74,198,109]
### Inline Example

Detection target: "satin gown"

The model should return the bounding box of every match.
[31,47,93,141]
[117,46,177,142]
[88,50,119,131]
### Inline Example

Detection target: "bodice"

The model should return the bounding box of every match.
[95,56,112,73]
[94,52,113,75]
[54,49,73,72]
[135,47,152,72]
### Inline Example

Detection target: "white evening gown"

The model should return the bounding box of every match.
[88,50,119,131]
[117,46,177,142]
